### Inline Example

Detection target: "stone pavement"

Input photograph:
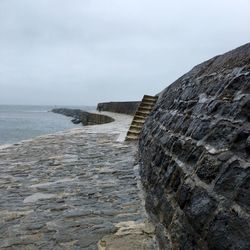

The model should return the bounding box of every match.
[0,112,156,250]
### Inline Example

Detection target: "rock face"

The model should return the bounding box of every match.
[139,43,250,249]
[52,108,114,125]
[97,102,140,115]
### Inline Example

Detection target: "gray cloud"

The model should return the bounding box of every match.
[0,0,250,105]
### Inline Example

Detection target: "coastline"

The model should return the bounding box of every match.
[0,111,131,149]
[0,111,156,249]
[0,105,88,146]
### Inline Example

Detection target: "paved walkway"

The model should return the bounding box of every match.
[0,112,155,250]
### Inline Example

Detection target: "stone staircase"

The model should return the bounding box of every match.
[126,95,158,141]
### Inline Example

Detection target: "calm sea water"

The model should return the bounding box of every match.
[0,105,95,145]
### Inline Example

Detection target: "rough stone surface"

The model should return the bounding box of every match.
[139,43,250,249]
[0,112,156,250]
[97,221,157,250]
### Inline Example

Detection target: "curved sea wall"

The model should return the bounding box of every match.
[97,101,140,115]
[0,113,156,249]
[139,43,250,249]
[52,108,114,125]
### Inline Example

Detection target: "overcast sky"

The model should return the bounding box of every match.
[0,0,249,105]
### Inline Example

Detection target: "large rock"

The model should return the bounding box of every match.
[139,43,250,249]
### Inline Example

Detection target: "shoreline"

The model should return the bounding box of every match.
[0,110,156,249]
[0,111,133,149]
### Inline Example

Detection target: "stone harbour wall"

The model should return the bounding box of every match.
[52,108,114,125]
[97,101,140,115]
[139,43,250,249]
[0,113,157,249]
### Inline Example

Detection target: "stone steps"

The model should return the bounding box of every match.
[132,120,145,126]
[137,106,153,112]
[142,101,157,106]
[126,95,158,141]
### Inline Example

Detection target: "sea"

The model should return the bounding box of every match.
[0,105,95,145]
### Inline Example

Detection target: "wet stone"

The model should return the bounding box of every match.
[196,155,222,184]
[155,224,171,250]
[235,175,250,212]
[176,182,192,209]
[158,198,174,228]
[205,122,238,150]
[139,45,250,249]
[214,160,247,198]
[163,161,177,189]
[169,213,201,250]
[236,99,250,121]
[207,210,250,250]
[186,146,204,165]
[217,151,233,162]
[170,167,183,192]
[246,135,250,155]
[184,188,217,233]
[0,113,150,249]
[191,119,211,140]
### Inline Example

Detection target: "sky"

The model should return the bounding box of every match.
[0,0,249,105]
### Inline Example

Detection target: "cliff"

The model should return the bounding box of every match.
[97,101,140,115]
[139,43,250,249]
[52,108,114,125]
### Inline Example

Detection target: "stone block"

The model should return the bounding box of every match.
[169,214,201,250]
[163,160,177,190]
[155,224,171,250]
[231,129,250,158]
[192,103,207,116]
[173,115,186,134]
[180,86,199,102]
[153,148,166,167]
[237,98,250,121]
[180,115,192,134]
[207,210,250,250]
[178,140,195,162]
[235,174,250,212]
[205,79,223,96]
[176,183,192,209]
[223,74,248,98]
[159,198,174,228]
[217,151,234,162]
[186,118,200,137]
[246,135,250,156]
[145,192,160,222]
[191,120,211,141]
[214,160,247,198]
[196,155,222,184]
[170,168,184,192]
[184,188,217,233]
[242,75,250,94]
[171,139,184,156]
[186,146,204,165]
[206,100,223,115]
[205,122,238,150]
[165,135,179,152]
[159,134,171,146]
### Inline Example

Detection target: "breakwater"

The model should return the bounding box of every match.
[52,108,114,125]
[139,43,250,249]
